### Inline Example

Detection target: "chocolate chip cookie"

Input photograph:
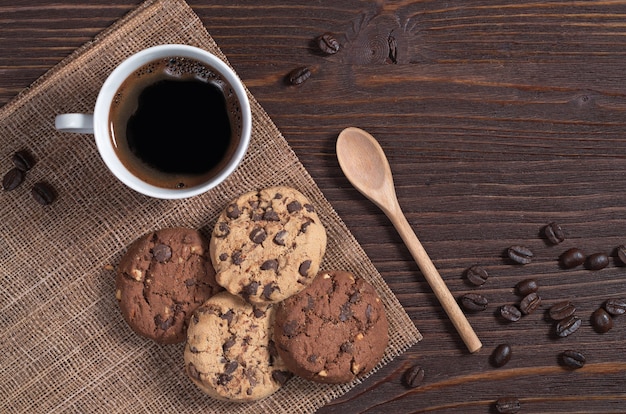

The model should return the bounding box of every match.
[209,186,327,304]
[274,270,389,384]
[184,291,292,402]
[116,227,221,344]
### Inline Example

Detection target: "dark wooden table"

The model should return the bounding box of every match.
[3,1,626,412]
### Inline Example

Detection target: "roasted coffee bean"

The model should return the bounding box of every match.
[585,252,609,270]
[287,66,311,86]
[495,397,521,414]
[515,278,539,296]
[491,343,512,367]
[507,245,533,264]
[604,298,626,316]
[2,168,25,191]
[12,149,36,171]
[560,247,585,269]
[560,350,586,369]
[31,181,57,205]
[591,307,613,333]
[519,292,541,315]
[465,265,488,286]
[549,300,576,321]
[402,365,425,388]
[555,315,581,337]
[459,293,488,312]
[499,304,522,322]
[617,245,626,265]
[316,32,340,54]
[543,222,565,244]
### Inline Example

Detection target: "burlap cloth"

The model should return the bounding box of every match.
[0,0,421,412]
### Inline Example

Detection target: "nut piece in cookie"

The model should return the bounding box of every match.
[184,291,292,402]
[274,270,389,384]
[209,186,327,304]
[115,227,221,344]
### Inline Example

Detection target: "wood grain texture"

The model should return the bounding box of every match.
[2,0,626,412]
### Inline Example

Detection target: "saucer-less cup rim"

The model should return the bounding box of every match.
[55,44,251,200]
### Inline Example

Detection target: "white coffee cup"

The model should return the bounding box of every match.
[55,44,251,199]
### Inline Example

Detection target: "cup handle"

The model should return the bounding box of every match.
[55,113,95,134]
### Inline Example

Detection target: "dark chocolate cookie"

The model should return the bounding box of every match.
[274,270,389,384]
[209,186,327,304]
[184,291,291,401]
[116,227,221,344]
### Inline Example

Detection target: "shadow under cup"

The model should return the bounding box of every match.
[95,45,251,199]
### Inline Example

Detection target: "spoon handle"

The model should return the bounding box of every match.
[388,208,483,353]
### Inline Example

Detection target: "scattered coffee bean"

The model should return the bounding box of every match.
[549,300,576,321]
[560,247,585,269]
[465,265,488,286]
[12,149,36,171]
[491,343,512,367]
[555,315,581,337]
[507,245,534,264]
[315,32,340,55]
[519,292,541,315]
[515,278,539,296]
[617,245,626,265]
[2,168,25,191]
[499,304,522,322]
[591,307,613,333]
[31,181,57,205]
[560,350,586,369]
[495,397,521,414]
[543,222,565,244]
[585,252,609,270]
[287,66,311,86]
[459,293,488,312]
[402,364,425,388]
[604,298,626,316]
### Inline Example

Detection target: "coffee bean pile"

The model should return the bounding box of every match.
[2,149,57,205]
[456,221,625,412]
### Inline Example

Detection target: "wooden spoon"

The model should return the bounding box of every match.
[336,127,482,353]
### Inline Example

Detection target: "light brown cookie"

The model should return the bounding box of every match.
[115,227,221,344]
[209,186,327,304]
[184,291,292,402]
[274,270,389,384]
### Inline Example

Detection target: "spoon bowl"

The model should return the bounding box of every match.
[336,127,482,353]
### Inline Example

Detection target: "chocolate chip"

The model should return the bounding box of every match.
[222,337,236,352]
[220,309,234,325]
[263,209,280,221]
[151,243,172,263]
[283,320,298,337]
[253,307,266,318]
[304,203,314,212]
[12,150,36,171]
[268,339,278,358]
[219,252,228,261]
[215,222,230,237]
[241,281,260,299]
[2,168,24,191]
[287,200,302,213]
[250,227,267,244]
[260,259,279,271]
[349,291,361,303]
[274,193,283,199]
[340,342,354,353]
[187,363,201,379]
[232,250,244,265]
[184,278,196,287]
[224,361,238,375]
[217,373,232,385]
[300,221,311,233]
[155,314,174,330]
[273,230,288,245]
[263,283,277,300]
[308,354,318,363]
[339,303,352,322]
[365,303,373,322]
[271,370,292,385]
[226,203,241,219]
[299,260,312,276]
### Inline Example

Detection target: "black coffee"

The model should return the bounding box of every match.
[109,56,242,189]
